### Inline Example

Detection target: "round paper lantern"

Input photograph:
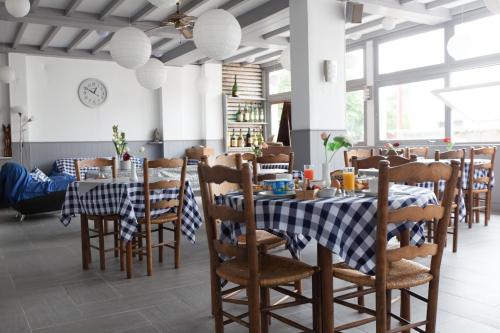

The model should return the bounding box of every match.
[484,0,500,14]
[5,0,30,18]
[110,27,152,69]
[148,0,177,8]
[193,9,242,60]
[0,66,16,84]
[136,59,166,90]
[382,17,396,31]
[447,33,474,60]
[96,30,110,38]
[280,46,291,72]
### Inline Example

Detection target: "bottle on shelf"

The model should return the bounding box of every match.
[231,74,239,97]
[259,130,265,145]
[244,104,250,122]
[238,129,245,148]
[236,104,244,122]
[253,129,259,146]
[245,128,252,147]
[259,106,265,122]
[230,129,237,147]
[251,104,257,122]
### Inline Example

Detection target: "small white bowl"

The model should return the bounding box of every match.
[317,187,337,198]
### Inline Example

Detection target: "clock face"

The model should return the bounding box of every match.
[78,78,107,108]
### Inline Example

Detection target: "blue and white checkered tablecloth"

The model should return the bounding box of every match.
[60,179,202,243]
[415,180,466,221]
[220,184,436,275]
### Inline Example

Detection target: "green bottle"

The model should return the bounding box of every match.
[236,104,243,122]
[231,74,239,97]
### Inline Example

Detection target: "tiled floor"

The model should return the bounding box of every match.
[0,207,499,332]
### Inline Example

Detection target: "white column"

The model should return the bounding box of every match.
[290,0,346,169]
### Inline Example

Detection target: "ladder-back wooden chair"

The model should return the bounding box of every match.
[466,146,496,227]
[74,157,119,271]
[253,153,294,183]
[198,162,320,333]
[351,155,417,173]
[332,160,459,333]
[435,149,466,252]
[125,157,187,278]
[344,148,375,167]
[407,147,429,159]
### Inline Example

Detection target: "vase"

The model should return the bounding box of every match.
[120,160,131,171]
[322,162,331,187]
[129,163,138,181]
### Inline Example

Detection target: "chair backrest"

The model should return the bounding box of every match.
[254,153,294,183]
[407,146,429,159]
[344,148,375,167]
[198,162,259,279]
[201,154,242,195]
[376,160,459,287]
[469,146,496,190]
[143,157,187,224]
[387,154,417,167]
[352,154,417,174]
[262,146,292,156]
[435,149,466,197]
[74,157,116,181]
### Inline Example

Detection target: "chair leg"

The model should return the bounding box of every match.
[119,239,125,272]
[376,289,387,333]
[113,220,119,257]
[294,280,302,294]
[158,224,164,263]
[400,288,411,333]
[425,280,440,333]
[312,273,321,333]
[357,286,365,313]
[474,194,480,224]
[174,221,181,269]
[213,276,224,333]
[103,219,108,234]
[260,287,270,333]
[80,215,90,270]
[97,218,106,271]
[145,221,153,276]
[485,191,491,226]
[453,205,459,253]
[126,241,133,279]
[386,290,392,330]
[138,224,143,261]
[467,192,473,228]
[248,281,261,333]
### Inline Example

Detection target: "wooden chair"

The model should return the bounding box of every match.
[465,147,496,228]
[344,148,375,167]
[261,146,292,156]
[435,149,466,253]
[332,160,460,333]
[74,157,119,271]
[125,157,187,278]
[406,147,429,159]
[253,153,294,183]
[351,155,417,173]
[198,162,320,333]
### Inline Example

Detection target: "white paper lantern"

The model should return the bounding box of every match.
[0,66,16,84]
[110,27,152,69]
[193,9,242,61]
[447,33,474,60]
[136,59,166,90]
[148,0,177,8]
[280,46,291,72]
[382,17,396,31]
[484,0,500,14]
[5,0,30,18]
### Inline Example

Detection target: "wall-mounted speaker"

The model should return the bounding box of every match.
[346,2,364,24]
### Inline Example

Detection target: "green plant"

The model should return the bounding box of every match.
[112,125,127,157]
[321,132,353,164]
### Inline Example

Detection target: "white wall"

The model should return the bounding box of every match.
[9,54,161,142]
[0,54,10,144]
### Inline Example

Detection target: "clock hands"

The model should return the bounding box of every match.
[84,87,100,96]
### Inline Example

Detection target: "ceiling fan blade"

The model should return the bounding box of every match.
[183,16,197,22]
[180,27,193,39]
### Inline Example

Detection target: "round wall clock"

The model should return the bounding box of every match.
[78,78,108,108]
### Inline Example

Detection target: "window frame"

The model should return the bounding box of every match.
[346,44,368,146]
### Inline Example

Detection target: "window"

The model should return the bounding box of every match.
[379,78,445,140]
[269,69,291,95]
[451,16,500,60]
[346,90,365,143]
[378,29,445,74]
[346,49,364,81]
[439,66,500,142]
[270,103,284,138]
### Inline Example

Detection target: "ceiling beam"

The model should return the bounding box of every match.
[180,0,213,14]
[67,29,93,52]
[131,3,157,23]
[355,0,451,25]
[223,47,268,63]
[65,0,84,16]
[12,22,28,49]
[92,33,113,54]
[220,0,248,11]
[40,26,61,51]
[160,42,197,62]
[252,50,282,63]
[100,0,126,20]
[262,25,289,40]
[30,0,41,12]
[346,18,384,34]
[0,43,112,61]
[152,38,172,51]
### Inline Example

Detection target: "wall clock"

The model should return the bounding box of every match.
[78,78,108,108]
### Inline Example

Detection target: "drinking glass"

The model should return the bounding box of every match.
[343,167,356,196]
[304,164,314,180]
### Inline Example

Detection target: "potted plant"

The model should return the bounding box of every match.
[321,133,353,185]
[383,142,401,155]
[442,137,454,151]
[112,125,130,170]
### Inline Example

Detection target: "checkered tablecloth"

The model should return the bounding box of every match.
[415,180,466,221]
[220,184,436,275]
[60,179,202,243]
[55,157,143,179]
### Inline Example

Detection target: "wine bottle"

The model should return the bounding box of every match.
[236,104,243,122]
[253,129,259,146]
[244,104,250,122]
[238,130,245,148]
[246,128,252,147]
[231,74,239,97]
[230,129,237,147]
[251,104,256,122]
[259,107,265,122]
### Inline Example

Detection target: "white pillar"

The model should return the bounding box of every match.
[290,0,346,170]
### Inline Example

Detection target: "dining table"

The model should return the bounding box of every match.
[60,177,203,267]
[220,184,438,333]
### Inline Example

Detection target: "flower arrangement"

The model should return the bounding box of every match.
[112,125,128,159]
[321,132,353,164]
[383,142,401,154]
[442,137,454,151]
[252,141,268,157]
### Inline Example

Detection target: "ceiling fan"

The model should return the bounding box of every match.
[145,1,197,39]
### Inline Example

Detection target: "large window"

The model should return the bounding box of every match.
[452,16,500,60]
[379,78,445,140]
[269,69,291,95]
[346,49,364,81]
[378,29,445,74]
[346,90,365,143]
